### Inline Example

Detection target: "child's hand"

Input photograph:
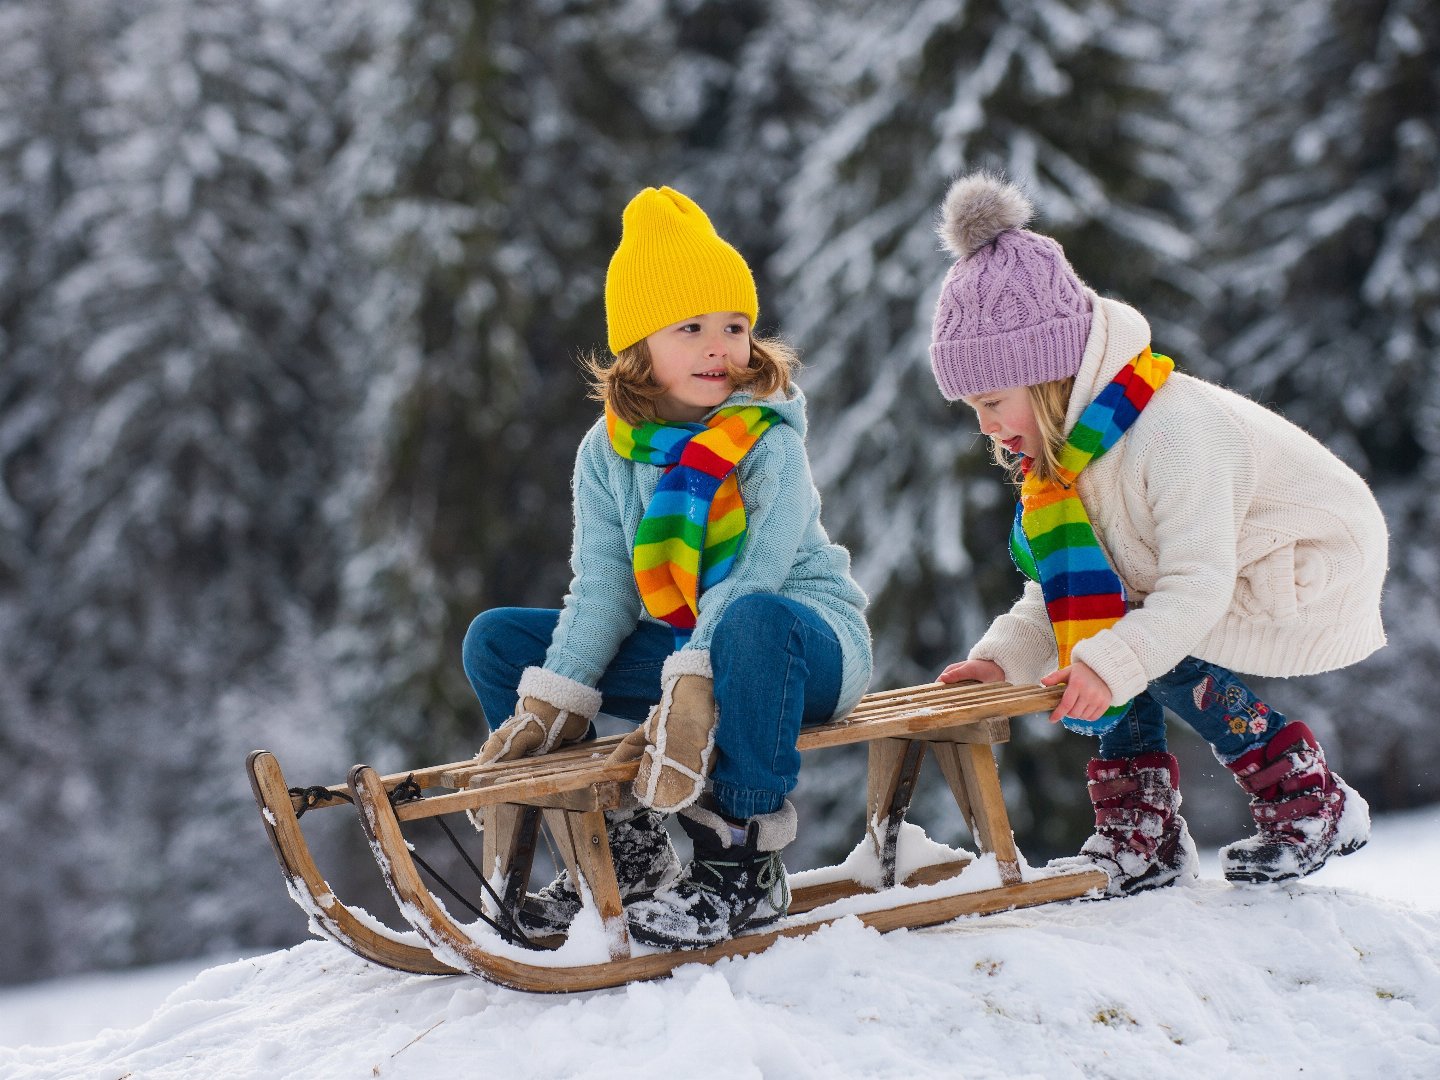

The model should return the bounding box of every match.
[938,658,1006,685]
[1041,661,1113,724]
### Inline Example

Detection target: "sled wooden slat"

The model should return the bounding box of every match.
[565,810,630,959]
[932,741,1023,886]
[867,738,927,890]
[795,684,1058,749]
[385,685,1054,822]
[283,684,1053,815]
[480,803,540,920]
[431,683,1052,795]
[397,762,641,822]
[289,755,509,816]
[787,858,974,913]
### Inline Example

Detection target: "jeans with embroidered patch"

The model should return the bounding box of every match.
[462,593,842,821]
[1096,656,1287,764]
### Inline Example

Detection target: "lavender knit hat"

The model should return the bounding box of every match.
[929,172,1093,400]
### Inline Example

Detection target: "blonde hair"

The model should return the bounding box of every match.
[585,334,799,426]
[992,377,1075,486]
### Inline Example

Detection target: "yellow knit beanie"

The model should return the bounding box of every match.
[604,187,759,354]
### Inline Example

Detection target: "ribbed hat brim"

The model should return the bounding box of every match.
[930,314,1092,400]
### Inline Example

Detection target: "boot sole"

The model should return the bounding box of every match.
[1117,865,1193,896]
[516,883,675,940]
[627,910,785,952]
[1071,818,1200,899]
[1223,836,1368,884]
[1073,862,1195,900]
[1225,777,1371,884]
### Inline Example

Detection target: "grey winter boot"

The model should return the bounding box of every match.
[1059,751,1199,897]
[1222,721,1370,883]
[626,796,795,950]
[515,805,680,937]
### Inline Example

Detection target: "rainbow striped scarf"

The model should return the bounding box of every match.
[1009,348,1174,734]
[606,403,781,645]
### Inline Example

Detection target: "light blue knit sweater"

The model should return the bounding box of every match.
[543,385,873,718]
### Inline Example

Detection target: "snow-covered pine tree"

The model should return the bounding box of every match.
[11,0,365,975]
[0,3,97,592]
[1208,0,1437,480]
[769,0,1197,861]
[651,1,832,306]
[0,0,141,984]
[316,0,514,772]
[1206,0,1440,808]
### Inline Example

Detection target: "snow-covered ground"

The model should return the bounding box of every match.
[3,806,1438,1079]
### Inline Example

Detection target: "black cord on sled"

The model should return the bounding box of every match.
[289,785,353,818]
[387,776,538,950]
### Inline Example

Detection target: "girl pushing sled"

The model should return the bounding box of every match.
[929,172,1386,894]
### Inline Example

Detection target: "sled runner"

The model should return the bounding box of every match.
[249,681,1108,992]
[248,749,462,974]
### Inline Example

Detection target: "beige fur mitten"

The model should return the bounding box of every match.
[476,667,603,764]
[609,650,718,812]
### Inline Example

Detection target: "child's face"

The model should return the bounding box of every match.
[645,312,752,423]
[963,387,1042,459]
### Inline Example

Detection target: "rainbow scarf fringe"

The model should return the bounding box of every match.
[607,404,780,645]
[1009,348,1174,735]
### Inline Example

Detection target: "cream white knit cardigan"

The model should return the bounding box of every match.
[969,295,1389,705]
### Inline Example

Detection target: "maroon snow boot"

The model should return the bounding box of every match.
[1221,721,1370,883]
[1063,752,1198,897]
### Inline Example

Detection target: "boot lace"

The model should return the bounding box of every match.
[687,851,785,911]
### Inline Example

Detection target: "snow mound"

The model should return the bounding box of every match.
[5,879,1438,1079]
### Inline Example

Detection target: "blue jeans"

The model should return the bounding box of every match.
[462,593,843,821]
[1096,656,1287,764]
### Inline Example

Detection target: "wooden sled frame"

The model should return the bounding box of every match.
[250,681,1108,992]
[248,749,462,975]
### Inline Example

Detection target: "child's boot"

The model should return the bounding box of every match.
[1221,721,1369,883]
[625,796,795,949]
[515,804,680,937]
[1066,752,1199,896]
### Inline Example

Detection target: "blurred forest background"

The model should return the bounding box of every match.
[1,0,1436,985]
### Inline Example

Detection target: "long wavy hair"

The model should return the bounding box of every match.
[992,378,1076,487]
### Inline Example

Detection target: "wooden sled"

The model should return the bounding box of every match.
[251,681,1107,993]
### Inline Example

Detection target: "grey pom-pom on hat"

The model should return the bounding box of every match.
[929,171,1093,401]
[937,171,1034,259]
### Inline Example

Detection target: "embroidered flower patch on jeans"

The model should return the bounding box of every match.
[1099,658,1285,763]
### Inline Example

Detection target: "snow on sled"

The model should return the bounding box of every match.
[249,681,1108,993]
